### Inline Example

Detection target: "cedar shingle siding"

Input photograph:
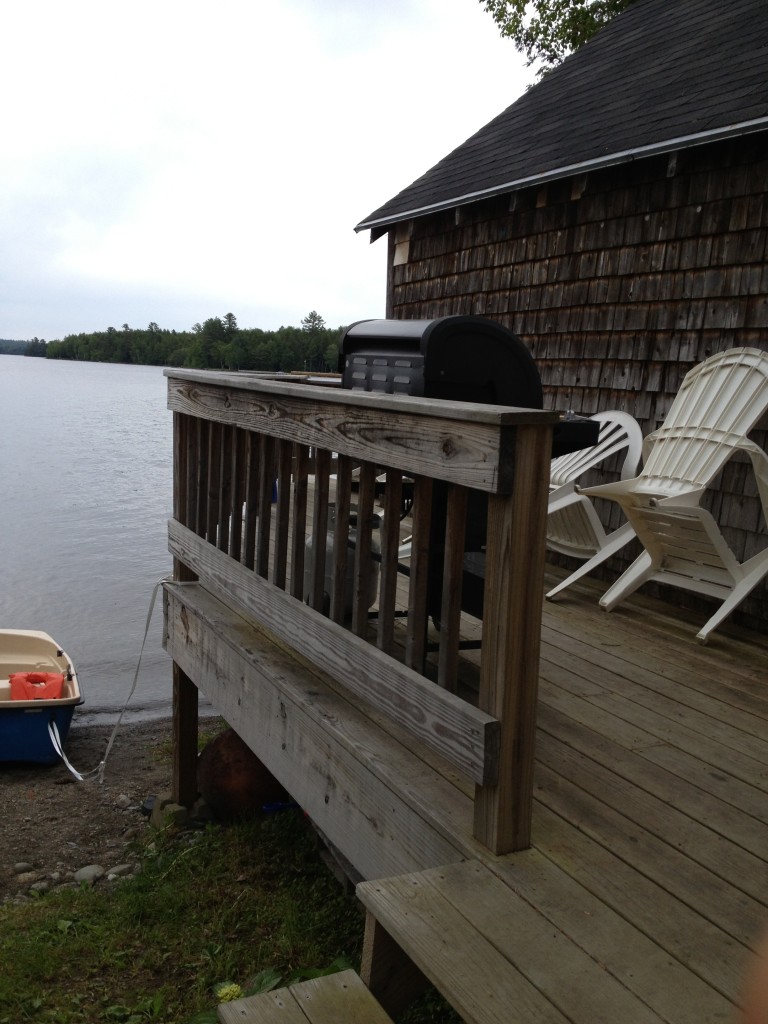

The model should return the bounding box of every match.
[357,0,768,629]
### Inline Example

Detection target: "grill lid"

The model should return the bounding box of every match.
[339,316,544,409]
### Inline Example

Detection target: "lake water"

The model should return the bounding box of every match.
[0,356,186,723]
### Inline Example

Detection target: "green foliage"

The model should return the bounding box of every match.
[300,310,325,332]
[480,0,636,72]
[35,312,345,373]
[0,337,46,356]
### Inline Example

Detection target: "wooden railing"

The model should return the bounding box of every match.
[164,369,558,855]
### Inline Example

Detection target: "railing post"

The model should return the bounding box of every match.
[171,411,199,807]
[172,664,199,807]
[473,423,553,854]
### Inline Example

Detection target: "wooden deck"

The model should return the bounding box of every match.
[163,370,768,1023]
[180,561,768,1023]
[346,567,768,1024]
[456,568,767,1020]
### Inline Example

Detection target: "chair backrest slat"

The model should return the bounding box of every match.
[549,411,642,488]
[640,348,768,492]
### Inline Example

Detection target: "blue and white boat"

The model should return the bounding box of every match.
[0,629,83,764]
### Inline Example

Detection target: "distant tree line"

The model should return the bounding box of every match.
[0,338,47,356]
[1,312,346,373]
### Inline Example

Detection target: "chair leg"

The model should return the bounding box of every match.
[695,551,768,644]
[546,524,636,600]
[598,551,655,611]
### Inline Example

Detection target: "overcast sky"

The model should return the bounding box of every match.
[1,0,532,341]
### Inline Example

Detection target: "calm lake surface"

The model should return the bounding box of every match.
[0,356,193,722]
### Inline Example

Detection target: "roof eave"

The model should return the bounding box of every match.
[355,116,768,235]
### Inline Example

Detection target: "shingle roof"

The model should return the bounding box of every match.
[356,0,768,233]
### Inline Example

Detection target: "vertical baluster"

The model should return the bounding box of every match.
[330,456,353,624]
[377,470,402,653]
[290,444,310,600]
[307,448,332,612]
[352,462,377,637]
[206,421,222,547]
[242,431,259,569]
[218,425,233,554]
[195,418,209,540]
[405,475,432,673]
[272,439,293,590]
[436,485,468,694]
[173,412,189,530]
[256,435,275,578]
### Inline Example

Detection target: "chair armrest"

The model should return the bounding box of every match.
[736,438,768,513]
[578,478,705,509]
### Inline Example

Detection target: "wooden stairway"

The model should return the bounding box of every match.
[356,858,732,1024]
[217,969,394,1023]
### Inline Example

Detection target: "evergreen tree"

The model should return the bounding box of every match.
[301,310,326,332]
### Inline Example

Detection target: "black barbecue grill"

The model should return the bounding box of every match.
[339,315,544,409]
[338,316,598,621]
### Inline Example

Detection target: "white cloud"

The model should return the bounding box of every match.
[0,0,532,339]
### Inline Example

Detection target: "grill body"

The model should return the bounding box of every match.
[338,317,597,621]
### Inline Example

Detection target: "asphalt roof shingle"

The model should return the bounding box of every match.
[356,0,768,232]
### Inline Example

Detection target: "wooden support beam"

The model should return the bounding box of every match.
[171,662,198,808]
[361,913,429,1019]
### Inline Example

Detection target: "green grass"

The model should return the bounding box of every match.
[0,808,459,1024]
[0,812,360,1023]
[0,720,460,1022]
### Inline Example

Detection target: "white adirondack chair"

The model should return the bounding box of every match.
[546,411,643,600]
[578,347,768,643]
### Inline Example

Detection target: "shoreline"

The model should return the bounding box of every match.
[75,697,220,729]
[1,716,179,902]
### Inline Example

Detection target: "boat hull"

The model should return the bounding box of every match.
[0,630,83,765]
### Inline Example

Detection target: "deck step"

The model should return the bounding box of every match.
[217,969,394,1023]
[357,859,674,1024]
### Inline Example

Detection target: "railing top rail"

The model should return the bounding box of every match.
[164,368,559,429]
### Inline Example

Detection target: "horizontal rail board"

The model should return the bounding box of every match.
[166,368,556,424]
[168,519,500,784]
[164,582,470,878]
[166,375,554,492]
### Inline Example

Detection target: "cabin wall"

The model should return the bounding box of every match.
[383,133,768,628]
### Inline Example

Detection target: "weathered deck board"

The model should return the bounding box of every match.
[218,970,395,1023]
[170,556,768,1024]
[167,370,768,1024]
[371,565,767,1020]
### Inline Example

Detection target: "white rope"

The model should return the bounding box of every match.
[96,575,171,784]
[51,575,179,783]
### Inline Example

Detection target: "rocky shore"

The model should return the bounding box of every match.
[0,717,176,904]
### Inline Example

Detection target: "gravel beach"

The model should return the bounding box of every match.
[0,717,176,902]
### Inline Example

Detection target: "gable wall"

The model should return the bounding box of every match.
[384,133,768,628]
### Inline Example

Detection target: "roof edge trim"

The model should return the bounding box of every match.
[355,116,768,233]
